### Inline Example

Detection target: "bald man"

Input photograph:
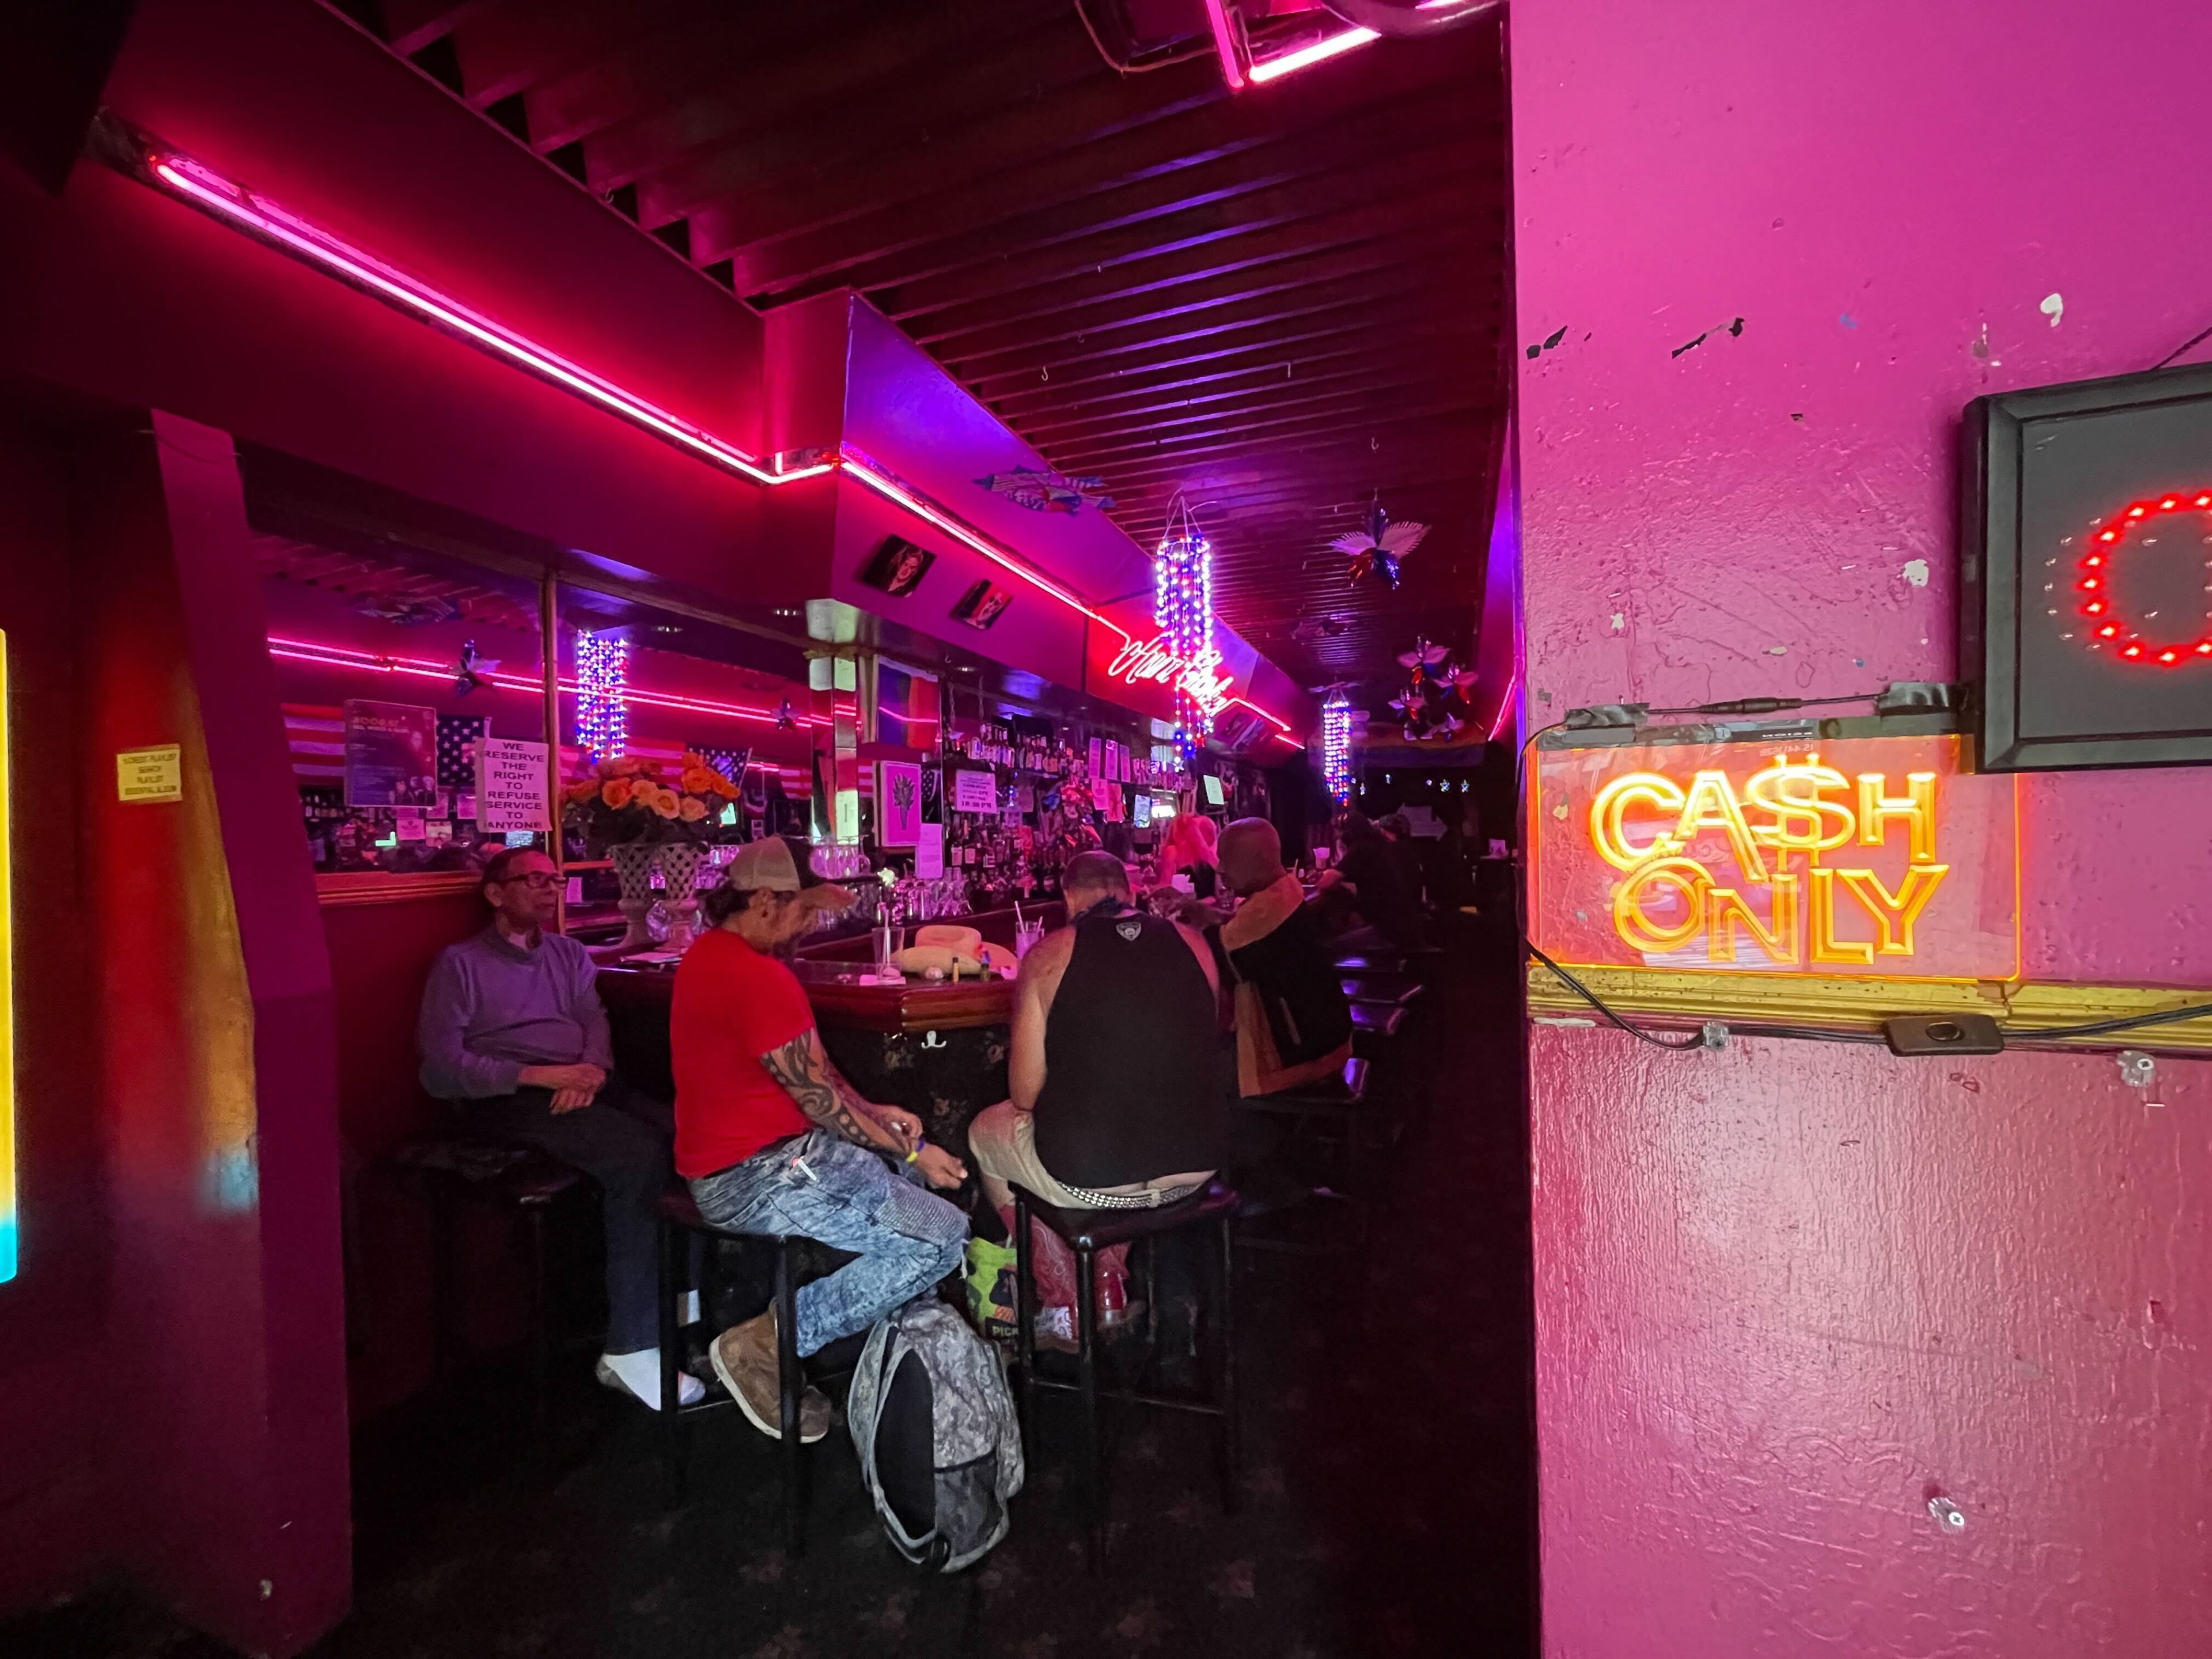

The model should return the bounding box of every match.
[968,851,1228,1342]
[1212,818,1354,1097]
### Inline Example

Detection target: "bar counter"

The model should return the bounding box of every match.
[596,902,1062,1161]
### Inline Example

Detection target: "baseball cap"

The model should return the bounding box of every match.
[721,835,825,894]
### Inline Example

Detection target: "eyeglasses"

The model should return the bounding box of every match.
[499,873,562,891]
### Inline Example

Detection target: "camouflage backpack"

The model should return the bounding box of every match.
[846,1298,1024,1572]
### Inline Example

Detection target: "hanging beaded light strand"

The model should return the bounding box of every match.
[1154,494,1217,766]
[1321,687,1356,804]
[575,630,630,763]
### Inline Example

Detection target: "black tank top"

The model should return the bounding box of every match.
[1032,902,1228,1188]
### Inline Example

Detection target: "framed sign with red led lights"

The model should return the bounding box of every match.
[1964,361,2212,770]
[1528,733,2019,983]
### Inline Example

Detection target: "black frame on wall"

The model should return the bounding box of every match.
[1963,360,2212,772]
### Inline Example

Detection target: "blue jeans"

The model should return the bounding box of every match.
[688,1130,969,1356]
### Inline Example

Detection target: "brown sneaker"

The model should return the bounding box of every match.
[709,1310,831,1442]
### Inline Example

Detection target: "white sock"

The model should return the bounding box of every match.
[601,1348,703,1410]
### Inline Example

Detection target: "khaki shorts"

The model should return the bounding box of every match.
[968,1101,1213,1211]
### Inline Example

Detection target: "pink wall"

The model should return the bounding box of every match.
[1512,1,2212,1652]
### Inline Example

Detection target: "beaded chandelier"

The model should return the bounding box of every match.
[574,630,630,762]
[1321,687,1356,804]
[1155,495,1218,765]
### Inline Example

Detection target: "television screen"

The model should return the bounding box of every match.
[1965,362,2212,770]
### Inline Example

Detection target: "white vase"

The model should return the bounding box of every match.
[657,843,704,955]
[609,842,659,953]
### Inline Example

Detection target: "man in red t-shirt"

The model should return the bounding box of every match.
[673,836,969,1440]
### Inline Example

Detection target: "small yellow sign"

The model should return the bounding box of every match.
[117,744,184,804]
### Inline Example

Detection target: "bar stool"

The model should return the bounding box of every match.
[653,1188,817,1552]
[392,1137,593,1435]
[1012,1179,1241,1571]
[1230,1056,1376,1252]
[1340,973,1425,1008]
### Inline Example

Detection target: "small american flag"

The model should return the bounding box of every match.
[437,714,488,786]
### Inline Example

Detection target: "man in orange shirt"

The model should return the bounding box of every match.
[672,838,969,1441]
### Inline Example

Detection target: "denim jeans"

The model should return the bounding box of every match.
[688,1130,970,1356]
[461,1077,673,1355]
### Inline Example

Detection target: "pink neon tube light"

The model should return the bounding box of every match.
[149,155,831,490]
[142,144,1309,737]
[839,454,1128,638]
[266,637,814,729]
[1248,26,1379,83]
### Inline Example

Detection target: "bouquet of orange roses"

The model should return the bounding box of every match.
[562,751,743,847]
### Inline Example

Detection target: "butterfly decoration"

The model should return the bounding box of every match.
[1328,494,1431,590]
[450,639,501,697]
[1388,635,1477,742]
[354,592,458,626]
[1289,613,1349,646]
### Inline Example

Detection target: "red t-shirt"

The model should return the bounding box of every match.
[670,929,816,1179]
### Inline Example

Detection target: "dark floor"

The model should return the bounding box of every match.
[6,913,1533,1659]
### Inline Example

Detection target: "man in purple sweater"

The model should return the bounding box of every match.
[417,847,702,1409]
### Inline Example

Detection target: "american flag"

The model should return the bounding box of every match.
[283,704,345,783]
[437,714,487,786]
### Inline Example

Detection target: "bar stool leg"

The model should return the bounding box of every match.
[657,1215,684,1508]
[427,1177,459,1383]
[1214,1214,1240,1514]
[1075,1240,1103,1572]
[1013,1192,1037,1452]
[774,1240,806,1556]
[526,1204,551,1444]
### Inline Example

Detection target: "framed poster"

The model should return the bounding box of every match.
[859,535,936,599]
[951,579,1012,630]
[344,700,440,807]
[877,760,923,846]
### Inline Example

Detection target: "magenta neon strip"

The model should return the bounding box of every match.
[267,637,814,728]
[143,146,1308,738]
[1249,26,1379,83]
[839,454,1128,637]
[150,156,831,490]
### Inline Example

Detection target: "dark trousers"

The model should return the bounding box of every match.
[461,1077,673,1355]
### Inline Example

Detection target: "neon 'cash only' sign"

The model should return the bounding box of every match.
[1530,735,2018,980]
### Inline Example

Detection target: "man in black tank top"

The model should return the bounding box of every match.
[969,852,1227,1332]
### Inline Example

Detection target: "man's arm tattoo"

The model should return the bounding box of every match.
[759,1033,890,1148]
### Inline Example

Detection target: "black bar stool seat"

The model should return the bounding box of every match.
[1330,949,1407,974]
[1012,1179,1241,1570]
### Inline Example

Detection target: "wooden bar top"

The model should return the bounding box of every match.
[598,955,1013,1035]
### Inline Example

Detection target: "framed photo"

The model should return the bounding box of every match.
[950,579,1013,630]
[859,535,936,599]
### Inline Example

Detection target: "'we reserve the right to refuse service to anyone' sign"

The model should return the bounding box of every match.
[474,736,551,834]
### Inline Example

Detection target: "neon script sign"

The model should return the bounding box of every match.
[1107,634,1233,714]
[1530,734,2018,980]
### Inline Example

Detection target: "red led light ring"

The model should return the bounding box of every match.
[2077,491,2212,666]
